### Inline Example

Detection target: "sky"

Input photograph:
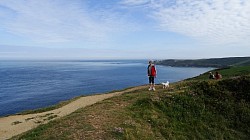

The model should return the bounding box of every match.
[0,0,250,60]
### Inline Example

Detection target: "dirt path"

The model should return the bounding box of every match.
[0,86,146,140]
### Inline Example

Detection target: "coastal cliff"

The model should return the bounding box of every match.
[9,65,250,139]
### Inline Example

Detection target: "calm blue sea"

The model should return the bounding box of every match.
[0,60,213,116]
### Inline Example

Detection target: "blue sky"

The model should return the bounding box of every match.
[0,0,250,60]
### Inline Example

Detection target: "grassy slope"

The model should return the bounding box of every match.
[11,88,132,116]
[189,65,250,80]
[12,66,250,140]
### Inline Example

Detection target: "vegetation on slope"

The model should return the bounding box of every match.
[189,65,250,80]
[156,57,250,68]
[12,66,250,140]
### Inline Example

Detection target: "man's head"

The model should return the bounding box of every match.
[149,60,153,64]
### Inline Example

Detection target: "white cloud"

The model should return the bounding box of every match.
[1,0,249,49]
[0,0,133,43]
[151,0,250,45]
[120,0,151,6]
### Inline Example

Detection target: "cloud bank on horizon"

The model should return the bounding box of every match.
[0,0,249,59]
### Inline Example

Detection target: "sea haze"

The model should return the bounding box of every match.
[0,60,213,116]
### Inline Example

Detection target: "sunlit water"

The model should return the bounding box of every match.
[0,60,213,116]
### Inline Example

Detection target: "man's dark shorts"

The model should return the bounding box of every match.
[149,76,155,84]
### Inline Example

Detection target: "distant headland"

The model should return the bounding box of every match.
[155,56,250,68]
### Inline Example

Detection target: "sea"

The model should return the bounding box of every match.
[0,60,213,116]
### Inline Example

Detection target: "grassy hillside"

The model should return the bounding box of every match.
[12,66,250,139]
[156,57,250,68]
[189,65,250,80]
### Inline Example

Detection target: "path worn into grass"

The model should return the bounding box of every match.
[0,86,146,140]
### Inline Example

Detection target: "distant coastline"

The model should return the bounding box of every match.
[155,56,250,68]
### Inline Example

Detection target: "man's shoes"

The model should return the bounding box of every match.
[148,87,155,91]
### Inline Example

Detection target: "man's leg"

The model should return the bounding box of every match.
[152,77,155,91]
[149,77,153,90]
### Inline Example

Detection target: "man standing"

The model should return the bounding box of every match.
[147,60,157,91]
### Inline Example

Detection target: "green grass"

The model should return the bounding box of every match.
[189,65,250,80]
[13,87,135,116]
[14,96,84,115]
[11,66,250,139]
